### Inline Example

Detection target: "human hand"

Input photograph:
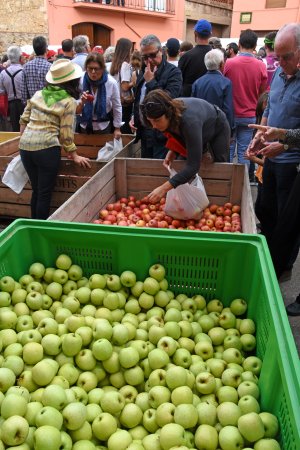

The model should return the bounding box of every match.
[129,117,137,133]
[143,62,156,83]
[69,152,91,168]
[80,91,93,105]
[147,181,173,204]
[131,71,137,87]
[257,141,286,158]
[163,151,176,170]
[114,128,122,140]
[249,124,284,142]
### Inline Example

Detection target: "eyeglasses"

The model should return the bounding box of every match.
[87,66,102,73]
[141,49,160,61]
[140,101,166,117]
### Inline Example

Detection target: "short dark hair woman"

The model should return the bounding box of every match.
[19,59,91,219]
[140,89,230,203]
[77,52,122,139]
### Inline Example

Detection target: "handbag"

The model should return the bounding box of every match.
[2,155,29,194]
[165,167,209,220]
[0,93,8,117]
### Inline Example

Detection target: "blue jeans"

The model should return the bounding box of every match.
[230,116,256,167]
[20,147,61,220]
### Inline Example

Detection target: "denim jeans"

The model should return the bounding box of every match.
[230,116,256,167]
[20,147,61,220]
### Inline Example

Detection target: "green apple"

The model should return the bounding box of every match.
[16,315,34,332]
[172,348,192,368]
[62,333,83,357]
[148,368,166,388]
[0,367,16,392]
[69,420,92,441]
[254,438,281,449]
[34,424,61,450]
[72,440,96,450]
[75,349,97,371]
[240,333,256,352]
[124,365,144,386]
[120,403,143,428]
[77,371,98,392]
[138,292,154,309]
[1,415,29,446]
[194,341,213,360]
[208,327,226,346]
[32,359,58,386]
[218,425,244,450]
[112,323,129,345]
[35,405,63,429]
[221,368,242,388]
[171,386,193,406]
[238,412,265,442]
[241,370,259,384]
[243,356,262,376]
[43,267,55,284]
[154,290,170,308]
[148,386,171,408]
[62,402,87,430]
[259,412,279,438]
[206,358,227,378]
[1,393,28,419]
[120,270,136,287]
[19,274,34,288]
[60,430,73,450]
[56,254,72,270]
[107,429,133,450]
[119,347,139,369]
[129,425,148,441]
[119,385,138,404]
[238,395,260,414]
[17,370,39,393]
[195,372,216,395]
[159,423,185,450]
[217,401,242,426]
[143,432,161,450]
[219,310,236,329]
[53,269,68,285]
[24,401,43,426]
[196,402,217,426]
[92,412,117,441]
[92,338,113,361]
[0,291,11,307]
[63,279,77,295]
[174,403,198,429]
[0,275,15,293]
[45,282,63,300]
[222,348,243,365]
[62,295,80,313]
[216,385,239,404]
[148,348,169,370]
[155,402,175,427]
[42,334,62,356]
[100,390,125,414]
[58,363,79,385]
[22,342,43,365]
[0,329,17,347]
[102,351,120,374]
[230,298,248,316]
[165,365,187,390]
[106,274,121,291]
[223,335,242,351]
[93,318,113,340]
[239,318,256,335]
[131,281,144,298]
[237,380,260,399]
[68,264,83,281]
[149,263,166,281]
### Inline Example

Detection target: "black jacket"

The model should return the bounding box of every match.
[133,56,182,129]
[178,44,211,97]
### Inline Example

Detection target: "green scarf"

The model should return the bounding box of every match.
[42,85,70,107]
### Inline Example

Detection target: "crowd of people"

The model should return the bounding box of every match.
[0,20,299,315]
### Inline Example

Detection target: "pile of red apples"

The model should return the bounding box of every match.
[94,197,242,233]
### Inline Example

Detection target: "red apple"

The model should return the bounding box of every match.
[201,225,211,231]
[216,206,224,216]
[99,209,109,219]
[209,204,218,213]
[172,219,181,228]
[232,205,241,213]
[224,208,232,216]
[148,219,158,228]
[136,220,146,227]
[224,202,233,209]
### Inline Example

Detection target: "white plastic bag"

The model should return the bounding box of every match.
[2,155,29,194]
[165,167,209,220]
[96,138,123,162]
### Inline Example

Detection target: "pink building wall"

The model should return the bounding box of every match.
[47,0,185,48]
[231,0,300,37]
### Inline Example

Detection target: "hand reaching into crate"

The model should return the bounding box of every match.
[67,151,91,168]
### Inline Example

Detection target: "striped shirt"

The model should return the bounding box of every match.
[21,56,51,104]
[19,90,77,153]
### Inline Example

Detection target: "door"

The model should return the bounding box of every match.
[72,23,111,50]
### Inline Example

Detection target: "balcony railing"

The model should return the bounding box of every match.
[73,0,176,15]
[201,0,233,8]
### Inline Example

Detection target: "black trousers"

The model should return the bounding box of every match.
[20,147,61,220]
[140,127,168,159]
[8,99,24,132]
[268,170,300,277]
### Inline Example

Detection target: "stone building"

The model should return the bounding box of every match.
[0,0,48,55]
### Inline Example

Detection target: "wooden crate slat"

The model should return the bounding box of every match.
[0,203,31,218]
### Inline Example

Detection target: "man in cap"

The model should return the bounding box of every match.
[178,19,212,96]
[165,38,180,66]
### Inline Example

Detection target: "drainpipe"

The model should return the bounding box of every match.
[123,13,142,40]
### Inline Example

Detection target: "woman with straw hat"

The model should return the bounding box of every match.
[19,58,91,220]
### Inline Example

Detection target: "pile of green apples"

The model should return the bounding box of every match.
[0,255,281,450]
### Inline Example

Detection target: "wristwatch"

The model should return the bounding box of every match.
[279,138,289,151]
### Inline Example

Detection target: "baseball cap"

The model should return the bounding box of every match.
[166,38,180,52]
[209,37,221,47]
[194,19,212,36]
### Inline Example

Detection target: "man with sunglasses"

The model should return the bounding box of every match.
[248,23,300,282]
[130,34,182,159]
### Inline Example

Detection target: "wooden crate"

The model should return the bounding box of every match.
[49,158,257,234]
[0,134,138,219]
[0,132,20,144]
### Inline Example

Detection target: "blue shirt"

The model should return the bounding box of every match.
[263,67,300,163]
[191,70,234,131]
[21,56,51,104]
[72,53,88,70]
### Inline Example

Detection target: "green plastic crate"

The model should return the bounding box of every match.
[0,219,299,449]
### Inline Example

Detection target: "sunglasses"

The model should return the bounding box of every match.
[140,101,166,118]
[141,49,160,60]
[87,66,102,73]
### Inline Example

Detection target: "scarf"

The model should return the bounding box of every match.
[80,71,109,131]
[164,132,187,157]
[42,85,70,107]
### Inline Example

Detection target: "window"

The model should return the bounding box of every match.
[145,0,166,13]
[266,0,286,8]
[240,12,252,24]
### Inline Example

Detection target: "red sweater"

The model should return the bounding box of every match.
[224,54,267,118]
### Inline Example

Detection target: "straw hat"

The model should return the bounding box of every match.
[46,59,82,84]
